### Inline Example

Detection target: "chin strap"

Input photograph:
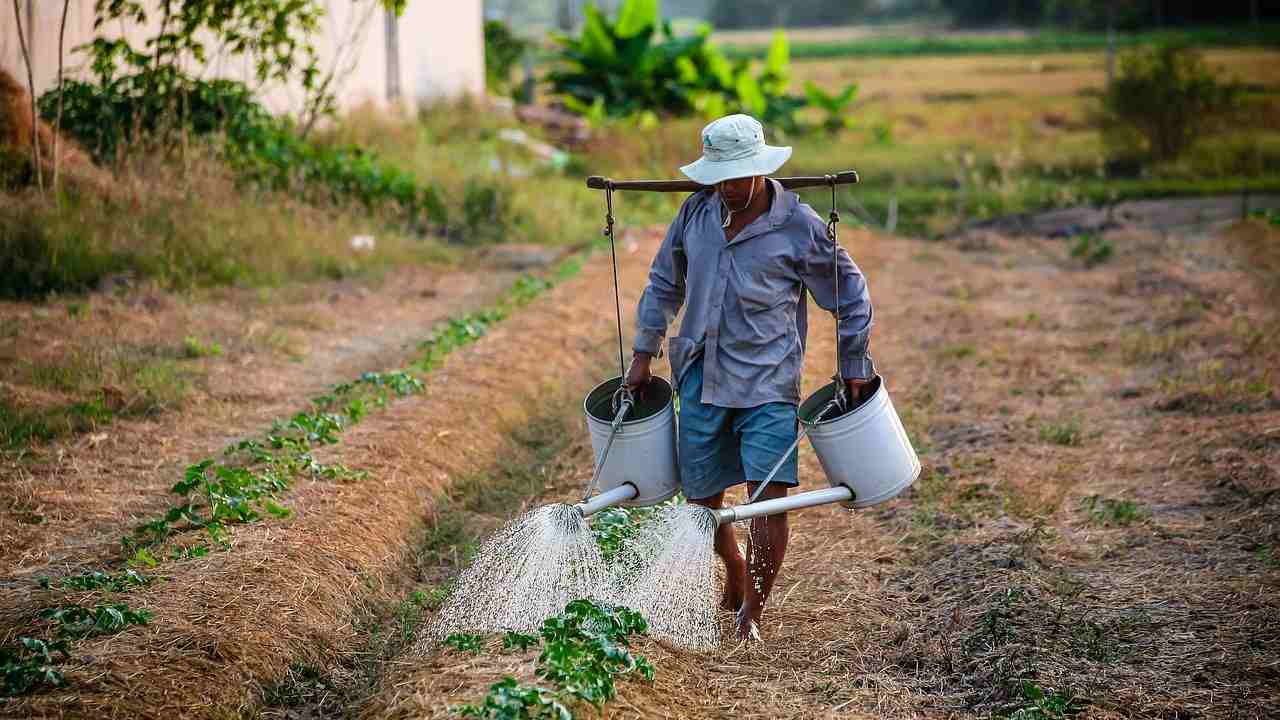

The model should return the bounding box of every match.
[720,177,759,229]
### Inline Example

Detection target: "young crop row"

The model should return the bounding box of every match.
[2,569,154,696]
[445,599,655,719]
[0,260,584,700]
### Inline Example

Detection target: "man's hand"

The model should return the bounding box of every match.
[624,352,653,395]
[845,377,873,405]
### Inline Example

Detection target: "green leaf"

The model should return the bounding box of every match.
[579,5,617,62]
[735,71,766,117]
[262,499,292,519]
[765,30,790,81]
[615,0,658,38]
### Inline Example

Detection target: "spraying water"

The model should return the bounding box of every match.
[613,503,720,651]
[428,500,723,652]
[428,503,611,641]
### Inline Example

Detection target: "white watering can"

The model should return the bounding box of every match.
[575,376,680,516]
[710,375,920,525]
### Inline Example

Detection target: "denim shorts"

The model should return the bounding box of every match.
[677,358,799,500]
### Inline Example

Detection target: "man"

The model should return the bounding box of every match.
[624,114,875,640]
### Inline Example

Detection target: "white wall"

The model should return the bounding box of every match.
[0,0,484,116]
[402,0,486,101]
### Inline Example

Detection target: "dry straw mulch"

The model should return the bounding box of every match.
[0,230,656,718]
[367,224,1278,719]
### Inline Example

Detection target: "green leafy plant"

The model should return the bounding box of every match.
[871,120,895,147]
[803,81,859,133]
[1,637,69,697]
[589,507,639,562]
[1004,681,1086,719]
[182,336,224,359]
[1249,209,1280,228]
[503,631,539,652]
[1068,234,1113,268]
[1038,418,1083,446]
[1101,44,1242,163]
[454,600,654,718]
[40,603,153,640]
[535,600,654,709]
[38,570,151,593]
[1080,495,1146,527]
[444,633,485,653]
[456,677,570,720]
[965,587,1026,652]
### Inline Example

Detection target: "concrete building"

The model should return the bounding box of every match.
[1,0,485,116]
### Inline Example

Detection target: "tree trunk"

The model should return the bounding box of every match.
[385,9,401,102]
[557,0,574,32]
[1251,0,1260,26]
[12,0,43,190]
[54,0,70,192]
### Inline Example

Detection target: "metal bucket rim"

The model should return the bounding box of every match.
[798,375,885,428]
[583,375,674,426]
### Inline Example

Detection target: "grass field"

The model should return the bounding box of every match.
[718,23,1280,59]
[568,47,1280,235]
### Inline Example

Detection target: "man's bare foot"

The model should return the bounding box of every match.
[720,583,744,612]
[735,603,763,641]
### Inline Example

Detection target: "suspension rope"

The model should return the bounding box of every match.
[604,184,626,382]
[827,176,846,412]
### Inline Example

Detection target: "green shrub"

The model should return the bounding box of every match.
[803,82,860,134]
[0,146,35,190]
[1101,44,1241,163]
[1069,234,1114,267]
[1080,495,1146,527]
[0,206,130,299]
[40,75,450,233]
[1039,418,1083,446]
[182,337,224,359]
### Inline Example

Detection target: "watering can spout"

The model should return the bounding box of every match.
[574,483,639,518]
[712,485,854,526]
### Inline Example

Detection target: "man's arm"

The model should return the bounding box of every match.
[798,217,874,399]
[626,199,691,389]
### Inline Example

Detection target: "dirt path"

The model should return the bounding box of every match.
[0,266,518,579]
[366,223,1279,719]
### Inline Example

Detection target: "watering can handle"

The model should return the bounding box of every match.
[580,390,634,502]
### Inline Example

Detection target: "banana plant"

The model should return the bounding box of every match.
[548,0,802,130]
[803,81,860,134]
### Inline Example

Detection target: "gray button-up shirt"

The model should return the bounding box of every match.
[634,178,874,408]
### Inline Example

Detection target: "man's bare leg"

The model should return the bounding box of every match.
[737,482,789,638]
[689,491,747,612]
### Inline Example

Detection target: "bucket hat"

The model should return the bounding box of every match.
[680,114,792,186]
